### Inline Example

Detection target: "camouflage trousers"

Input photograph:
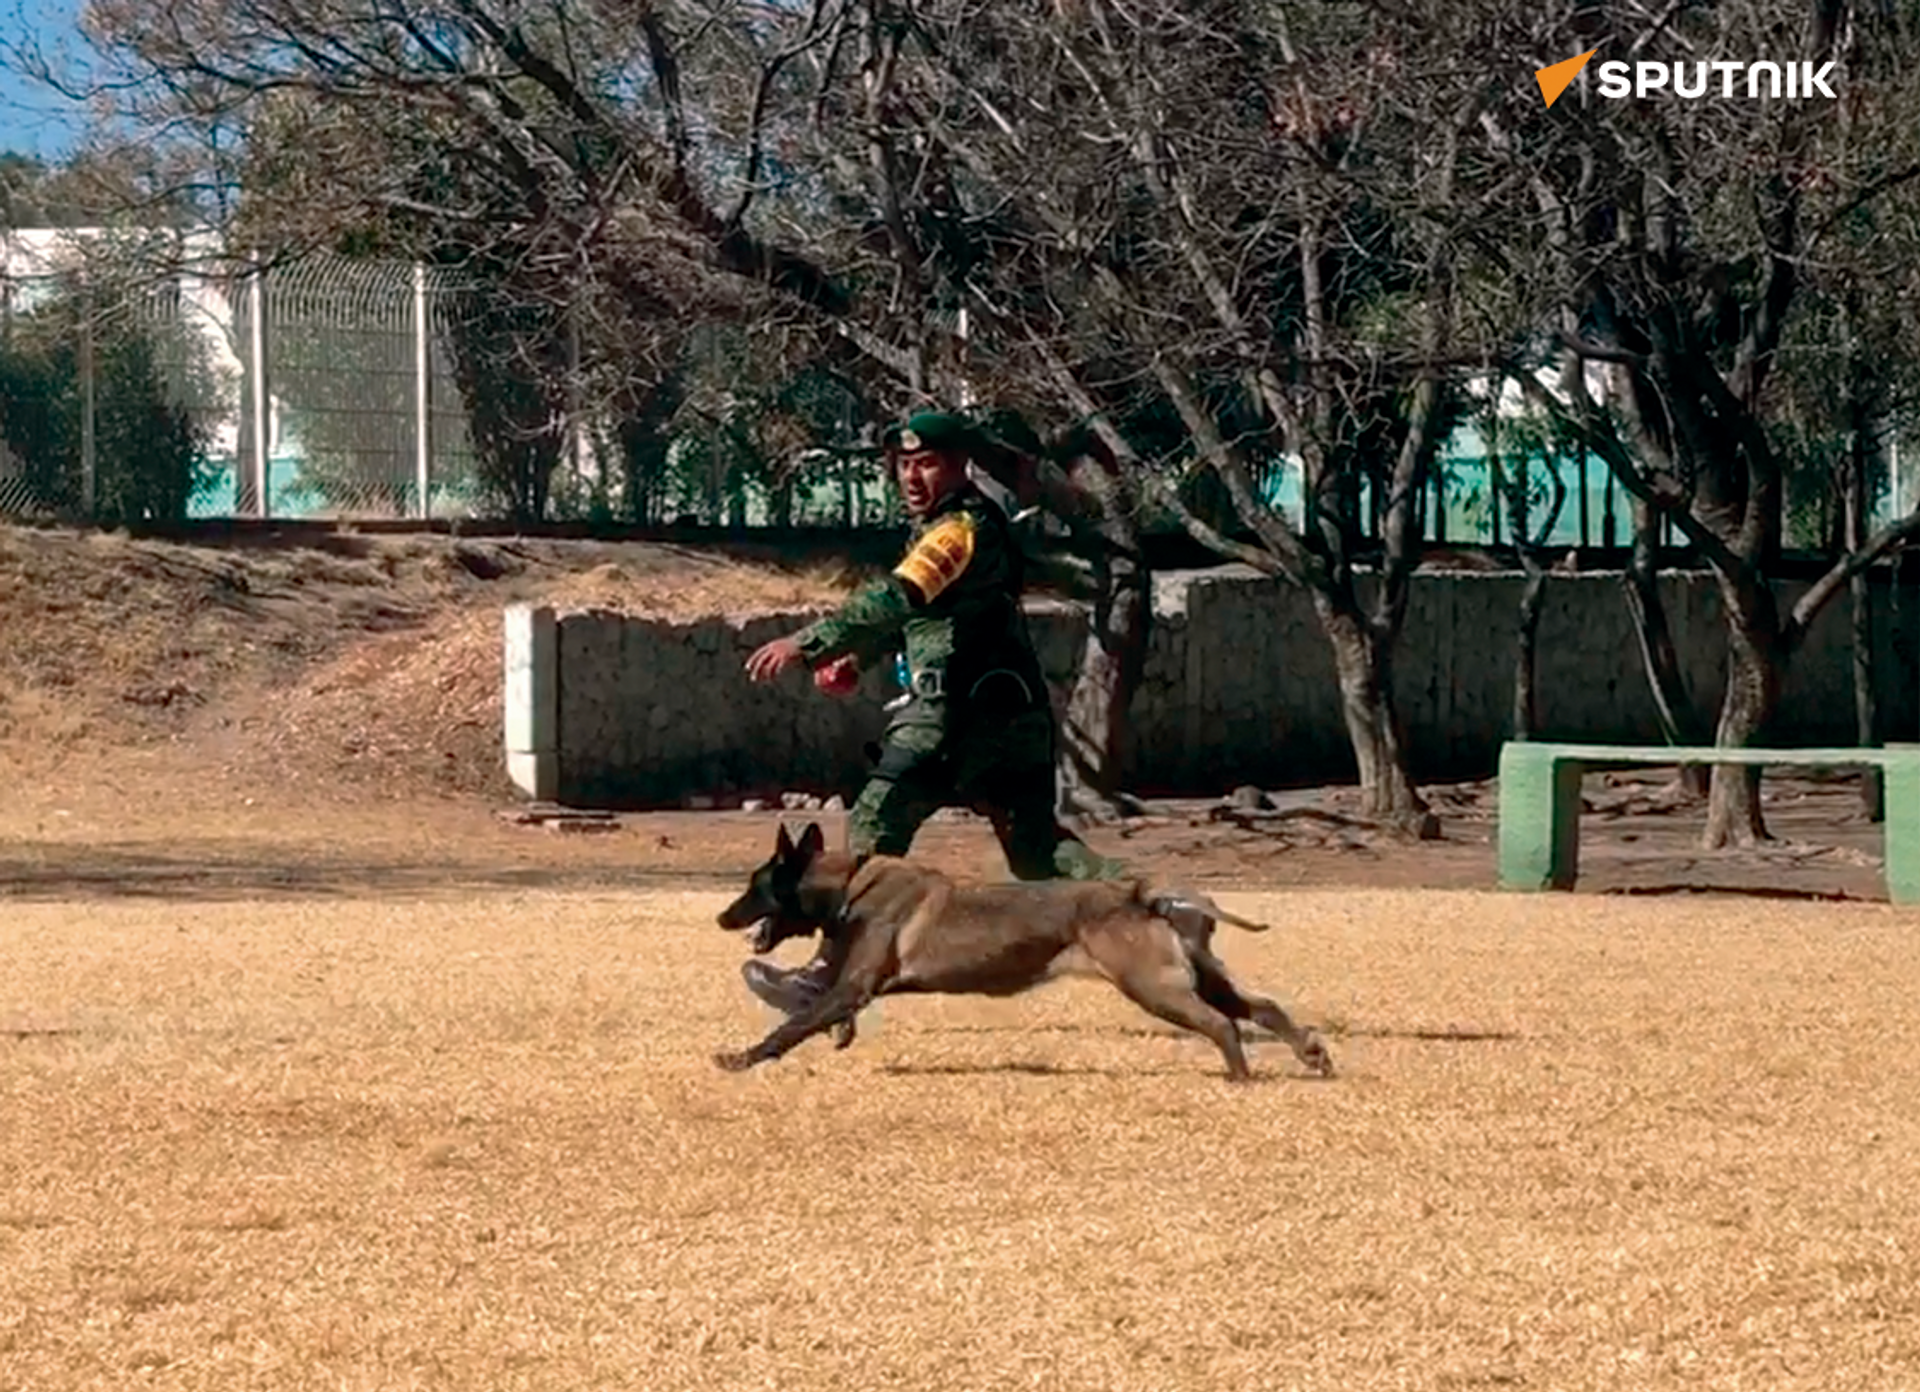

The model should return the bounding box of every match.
[849,708,1124,882]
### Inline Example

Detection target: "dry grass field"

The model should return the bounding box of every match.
[5,521,1916,1388]
[6,885,1919,1392]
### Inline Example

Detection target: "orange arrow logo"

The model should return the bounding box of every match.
[1536,48,1599,108]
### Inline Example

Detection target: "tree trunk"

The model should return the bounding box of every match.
[972,409,1154,823]
[1702,575,1785,848]
[1852,566,1882,820]
[1845,429,1884,821]
[1512,565,1548,741]
[1622,496,1710,797]
[1315,594,1438,837]
[1059,532,1150,819]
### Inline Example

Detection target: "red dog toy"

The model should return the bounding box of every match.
[814,657,860,696]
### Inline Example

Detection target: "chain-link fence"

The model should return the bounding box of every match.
[0,237,478,522]
[233,254,486,518]
[0,228,1716,540]
[7,230,1915,539]
[1,235,903,528]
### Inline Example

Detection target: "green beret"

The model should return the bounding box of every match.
[883,410,975,454]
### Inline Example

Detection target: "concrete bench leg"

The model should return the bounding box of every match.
[1885,746,1920,907]
[1498,743,1585,892]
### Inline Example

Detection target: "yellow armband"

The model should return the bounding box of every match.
[892,514,975,601]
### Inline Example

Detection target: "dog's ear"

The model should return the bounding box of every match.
[798,822,825,859]
[775,823,796,859]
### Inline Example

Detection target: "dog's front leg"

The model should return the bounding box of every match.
[715,977,876,1071]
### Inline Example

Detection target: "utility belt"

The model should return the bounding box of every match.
[884,655,1043,719]
[867,655,1047,778]
[882,653,936,711]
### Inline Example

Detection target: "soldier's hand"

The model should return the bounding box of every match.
[745,636,804,683]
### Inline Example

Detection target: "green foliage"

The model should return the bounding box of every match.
[441,290,570,524]
[0,266,221,523]
[617,326,891,527]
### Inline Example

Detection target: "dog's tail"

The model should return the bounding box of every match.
[1146,889,1271,934]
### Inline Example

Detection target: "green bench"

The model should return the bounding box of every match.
[1497,742,1920,905]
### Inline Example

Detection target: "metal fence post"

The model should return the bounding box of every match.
[956,304,976,408]
[414,260,431,519]
[248,253,271,518]
[79,266,96,518]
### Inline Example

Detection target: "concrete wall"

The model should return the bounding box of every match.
[504,569,1920,807]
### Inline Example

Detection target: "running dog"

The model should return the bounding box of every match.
[713,822,1334,1081]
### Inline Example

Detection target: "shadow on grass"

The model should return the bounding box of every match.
[875,1059,1324,1083]
[1329,1025,1524,1044]
[0,845,739,902]
[915,1021,1524,1045]
[910,1022,1193,1042]
[1601,881,1875,903]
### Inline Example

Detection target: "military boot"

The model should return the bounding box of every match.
[740,947,833,1014]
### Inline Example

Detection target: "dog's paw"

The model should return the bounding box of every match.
[1298,1036,1336,1078]
[830,1020,856,1050]
[713,1050,756,1073]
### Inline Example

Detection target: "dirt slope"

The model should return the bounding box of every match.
[0,523,858,802]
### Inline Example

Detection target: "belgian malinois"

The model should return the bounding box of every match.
[713,823,1334,1081]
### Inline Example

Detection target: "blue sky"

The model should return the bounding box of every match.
[0,0,91,159]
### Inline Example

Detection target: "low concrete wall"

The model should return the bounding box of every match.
[504,569,1920,807]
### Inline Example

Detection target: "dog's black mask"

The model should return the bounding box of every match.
[716,821,830,954]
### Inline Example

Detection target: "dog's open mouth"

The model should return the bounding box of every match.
[747,918,781,955]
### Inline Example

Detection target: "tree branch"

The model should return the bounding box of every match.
[1150,351,1325,589]
[726,0,844,228]
[1805,161,1920,256]
[1142,468,1284,576]
[1511,368,1754,581]
[1556,329,1650,368]
[1784,509,1920,650]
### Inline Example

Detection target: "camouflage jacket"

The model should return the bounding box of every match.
[793,483,1047,738]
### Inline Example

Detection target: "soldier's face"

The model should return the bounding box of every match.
[895,448,968,517]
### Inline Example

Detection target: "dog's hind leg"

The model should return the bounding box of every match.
[1085,925,1252,1081]
[1188,947,1334,1077]
[1120,978,1253,1082]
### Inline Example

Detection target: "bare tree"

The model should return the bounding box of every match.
[1491,0,1920,847]
[1482,384,1571,743]
[76,0,1894,836]
[843,2,1539,832]
[1772,277,1920,820]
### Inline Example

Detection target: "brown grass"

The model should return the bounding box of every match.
[4,887,1918,1391]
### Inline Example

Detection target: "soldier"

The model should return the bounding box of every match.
[739,408,1123,1013]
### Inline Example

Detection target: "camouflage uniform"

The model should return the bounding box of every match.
[791,475,1120,882]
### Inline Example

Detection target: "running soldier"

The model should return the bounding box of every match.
[739,409,1122,1012]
